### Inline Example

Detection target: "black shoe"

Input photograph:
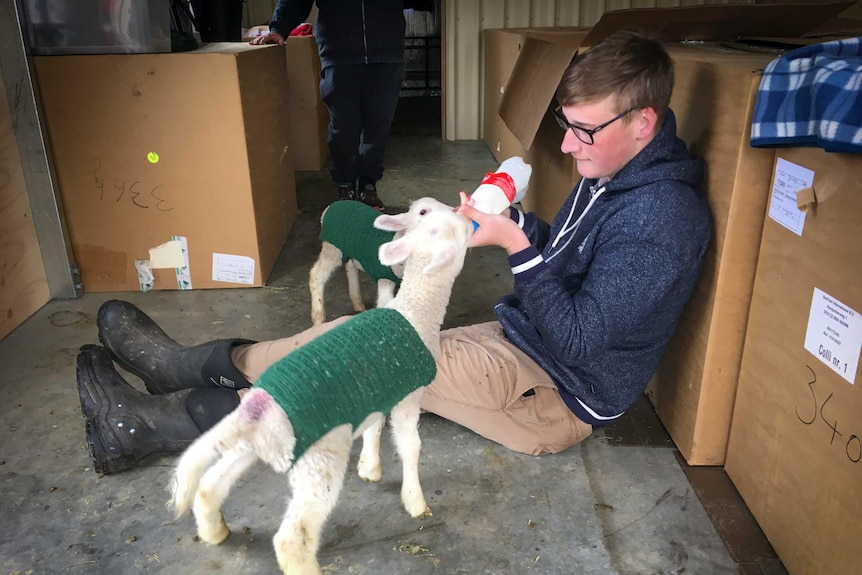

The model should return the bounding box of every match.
[76,345,238,474]
[336,181,358,201]
[97,300,255,395]
[357,180,385,211]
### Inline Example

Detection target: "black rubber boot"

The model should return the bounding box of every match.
[97,299,255,394]
[77,345,241,475]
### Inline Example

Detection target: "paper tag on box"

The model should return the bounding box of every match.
[148,240,184,269]
[769,158,814,236]
[213,253,255,285]
[804,288,862,385]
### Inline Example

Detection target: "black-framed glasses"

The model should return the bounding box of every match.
[553,106,635,145]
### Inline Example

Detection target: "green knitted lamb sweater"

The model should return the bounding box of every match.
[254,307,437,461]
[319,201,401,284]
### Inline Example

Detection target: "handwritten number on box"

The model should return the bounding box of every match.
[796,365,862,463]
[88,158,172,211]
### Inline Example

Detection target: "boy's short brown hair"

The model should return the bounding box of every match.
[556,30,674,128]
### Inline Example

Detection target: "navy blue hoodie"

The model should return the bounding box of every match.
[496,109,711,427]
[269,0,408,69]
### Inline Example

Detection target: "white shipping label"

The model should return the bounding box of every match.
[769,157,814,236]
[212,253,255,285]
[804,288,862,384]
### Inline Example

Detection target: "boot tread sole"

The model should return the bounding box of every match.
[76,345,139,475]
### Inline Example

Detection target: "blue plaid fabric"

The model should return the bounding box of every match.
[750,37,862,153]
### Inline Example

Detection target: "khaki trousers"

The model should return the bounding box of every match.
[231,318,592,456]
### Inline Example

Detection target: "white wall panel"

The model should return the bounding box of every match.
[579,2,606,27]
[481,0,507,29]
[556,1,584,26]
[531,0,559,27]
[444,0,483,140]
[505,0,532,27]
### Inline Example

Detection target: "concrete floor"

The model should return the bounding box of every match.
[0,98,779,574]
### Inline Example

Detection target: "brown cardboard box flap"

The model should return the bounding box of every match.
[500,2,851,151]
[796,186,817,211]
[498,37,580,155]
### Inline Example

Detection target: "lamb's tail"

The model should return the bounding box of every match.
[169,388,296,517]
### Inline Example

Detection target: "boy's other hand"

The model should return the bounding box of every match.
[250,32,286,46]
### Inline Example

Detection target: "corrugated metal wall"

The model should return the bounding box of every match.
[444,0,748,140]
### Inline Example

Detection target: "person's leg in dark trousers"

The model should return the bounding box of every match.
[356,63,404,209]
[319,65,364,201]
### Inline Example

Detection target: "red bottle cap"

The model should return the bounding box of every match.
[480,172,516,202]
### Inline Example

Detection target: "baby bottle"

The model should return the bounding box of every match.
[469,156,532,222]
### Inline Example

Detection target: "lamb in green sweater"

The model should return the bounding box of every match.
[309,197,452,325]
[170,209,473,575]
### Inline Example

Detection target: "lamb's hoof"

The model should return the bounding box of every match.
[357,462,382,483]
[198,516,230,545]
[406,503,432,520]
[277,554,322,575]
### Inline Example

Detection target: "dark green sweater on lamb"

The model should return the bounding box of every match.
[254,307,437,461]
[319,201,401,284]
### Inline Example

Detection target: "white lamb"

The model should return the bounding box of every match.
[169,209,473,575]
[308,196,452,325]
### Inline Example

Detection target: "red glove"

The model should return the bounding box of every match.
[289,23,312,36]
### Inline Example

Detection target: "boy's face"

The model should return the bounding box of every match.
[558,96,654,181]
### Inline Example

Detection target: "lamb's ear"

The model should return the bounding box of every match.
[374,213,411,231]
[379,236,412,266]
[422,244,457,274]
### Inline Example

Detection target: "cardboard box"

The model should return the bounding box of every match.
[496,3,848,464]
[725,148,862,575]
[35,43,297,292]
[284,36,330,171]
[646,44,778,465]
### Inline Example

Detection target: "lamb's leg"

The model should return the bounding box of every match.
[192,445,257,544]
[357,414,385,482]
[273,425,352,575]
[309,243,343,325]
[171,409,247,518]
[389,388,432,518]
[345,260,365,313]
[376,279,396,309]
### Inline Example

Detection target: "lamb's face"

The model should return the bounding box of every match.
[378,209,472,274]
[374,197,453,233]
[414,210,473,247]
[409,210,473,274]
